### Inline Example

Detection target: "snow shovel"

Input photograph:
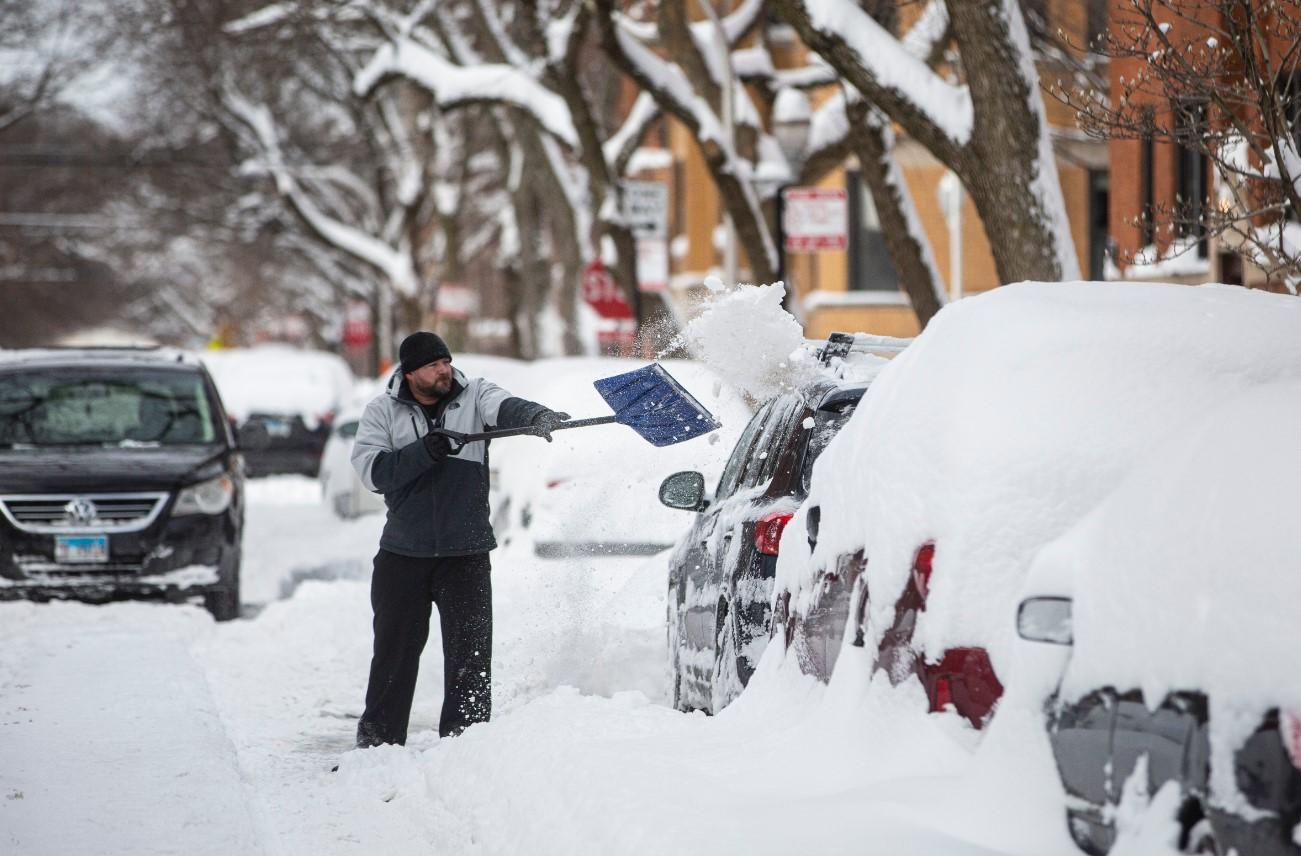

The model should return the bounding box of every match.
[430,363,721,450]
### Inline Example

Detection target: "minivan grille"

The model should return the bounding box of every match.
[0,493,168,534]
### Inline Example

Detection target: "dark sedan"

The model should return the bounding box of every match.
[659,379,866,713]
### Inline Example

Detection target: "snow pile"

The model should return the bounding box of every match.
[199,344,355,427]
[674,277,819,401]
[1031,386,1301,720]
[778,281,1301,687]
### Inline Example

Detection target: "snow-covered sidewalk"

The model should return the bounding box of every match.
[0,603,262,856]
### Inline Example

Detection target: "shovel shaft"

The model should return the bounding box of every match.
[431,415,619,448]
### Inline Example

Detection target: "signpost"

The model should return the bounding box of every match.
[781,187,848,252]
[623,181,669,293]
[582,259,636,352]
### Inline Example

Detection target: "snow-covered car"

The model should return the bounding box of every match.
[492,358,750,558]
[1016,387,1301,856]
[318,353,530,521]
[317,402,385,519]
[660,376,870,714]
[776,281,1301,731]
[0,347,250,620]
[200,345,354,478]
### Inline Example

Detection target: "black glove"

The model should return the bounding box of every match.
[423,432,453,462]
[531,409,570,442]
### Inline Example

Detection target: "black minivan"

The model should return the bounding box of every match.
[0,348,254,620]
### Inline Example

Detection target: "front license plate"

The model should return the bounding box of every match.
[55,534,109,563]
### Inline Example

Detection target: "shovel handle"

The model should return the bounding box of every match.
[431,415,618,449]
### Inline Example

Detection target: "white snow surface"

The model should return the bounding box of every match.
[779,281,1301,685]
[0,475,1075,856]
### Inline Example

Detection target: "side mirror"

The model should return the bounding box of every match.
[236,421,272,452]
[659,471,707,511]
[1016,596,1074,645]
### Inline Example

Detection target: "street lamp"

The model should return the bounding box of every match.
[773,88,811,179]
[772,88,811,293]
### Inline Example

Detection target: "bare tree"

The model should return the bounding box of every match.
[0,0,120,133]
[353,0,667,352]
[1054,0,1301,289]
[775,0,1082,285]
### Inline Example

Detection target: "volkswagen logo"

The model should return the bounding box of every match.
[64,497,98,526]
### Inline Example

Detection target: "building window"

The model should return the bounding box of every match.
[1173,100,1209,257]
[1086,0,1109,50]
[1088,169,1109,280]
[1140,108,1156,248]
[846,171,899,292]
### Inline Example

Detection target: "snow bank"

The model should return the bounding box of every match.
[779,281,1301,686]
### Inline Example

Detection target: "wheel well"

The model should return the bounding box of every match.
[1175,797,1206,850]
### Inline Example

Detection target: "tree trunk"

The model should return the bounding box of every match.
[775,0,1079,285]
[848,113,946,326]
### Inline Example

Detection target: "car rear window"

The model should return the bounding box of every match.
[0,367,219,448]
[800,400,858,493]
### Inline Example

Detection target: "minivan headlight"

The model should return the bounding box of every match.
[174,474,234,516]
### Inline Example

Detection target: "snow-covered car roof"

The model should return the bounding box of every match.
[198,345,355,422]
[0,347,199,368]
[1030,384,1301,718]
[777,281,1301,679]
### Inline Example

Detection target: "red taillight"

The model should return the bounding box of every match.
[545,478,569,489]
[931,676,953,713]
[913,543,935,598]
[754,511,794,556]
[1283,710,1301,768]
[924,647,1003,727]
[319,410,337,427]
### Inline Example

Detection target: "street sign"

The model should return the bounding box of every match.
[782,187,848,252]
[622,181,668,240]
[582,259,634,320]
[342,300,372,348]
[435,283,477,320]
[636,238,668,292]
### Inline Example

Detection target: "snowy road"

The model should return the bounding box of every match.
[0,478,1080,856]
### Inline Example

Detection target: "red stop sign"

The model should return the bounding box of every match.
[582,260,633,320]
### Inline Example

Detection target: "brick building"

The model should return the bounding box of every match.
[625,1,1109,340]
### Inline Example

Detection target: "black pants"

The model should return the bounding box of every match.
[356,550,492,746]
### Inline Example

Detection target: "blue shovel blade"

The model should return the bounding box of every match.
[592,363,722,447]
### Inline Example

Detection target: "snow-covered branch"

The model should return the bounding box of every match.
[354,36,579,149]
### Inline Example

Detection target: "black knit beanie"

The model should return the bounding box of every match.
[399,332,452,373]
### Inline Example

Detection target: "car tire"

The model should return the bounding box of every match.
[669,584,690,712]
[1184,818,1221,855]
[331,491,358,520]
[204,553,242,622]
[710,597,743,713]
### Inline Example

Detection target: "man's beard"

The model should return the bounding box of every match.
[413,376,452,398]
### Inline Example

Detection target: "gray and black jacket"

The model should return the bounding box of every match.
[351,367,548,558]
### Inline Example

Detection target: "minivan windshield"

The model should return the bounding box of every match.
[0,367,219,448]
